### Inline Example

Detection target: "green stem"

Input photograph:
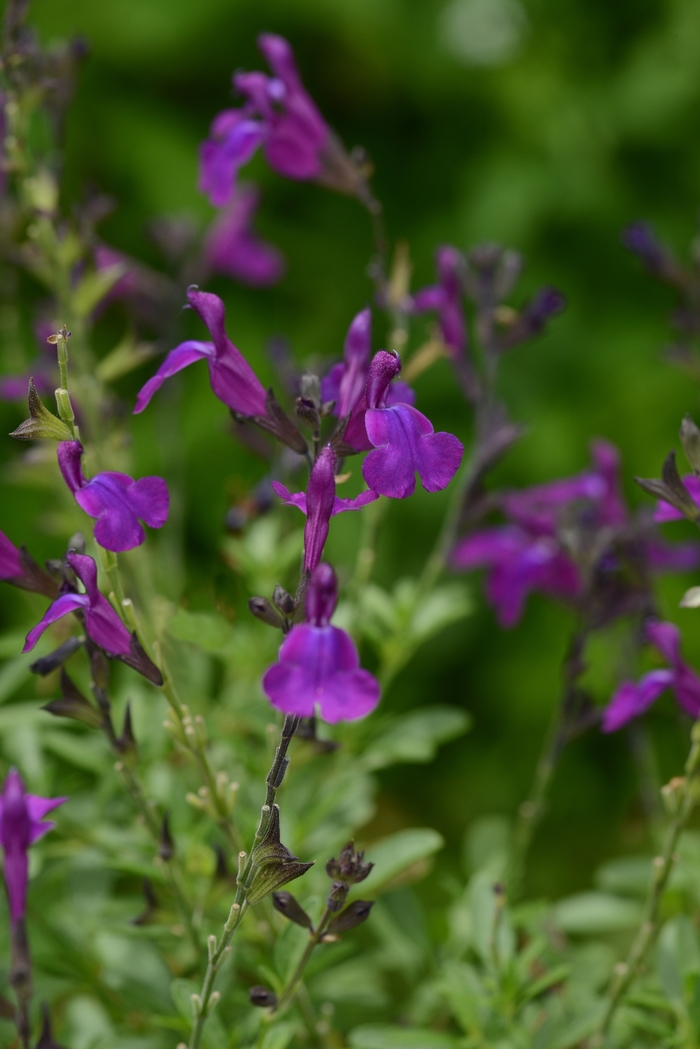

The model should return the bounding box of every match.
[508,627,588,897]
[273,904,334,1017]
[187,715,299,1049]
[594,719,700,1043]
[418,452,478,598]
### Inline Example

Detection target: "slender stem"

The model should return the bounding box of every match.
[508,627,588,897]
[9,919,31,1049]
[187,716,300,1049]
[594,719,700,1043]
[273,904,334,1017]
[418,452,479,597]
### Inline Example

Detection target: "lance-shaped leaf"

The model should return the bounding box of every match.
[246,804,313,905]
[272,890,313,928]
[636,451,700,522]
[325,899,374,936]
[42,669,104,729]
[9,378,73,441]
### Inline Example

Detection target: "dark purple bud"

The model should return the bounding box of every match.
[495,287,565,352]
[131,878,157,927]
[116,702,138,759]
[249,986,278,1009]
[327,880,349,911]
[303,447,337,573]
[326,899,374,935]
[35,1002,68,1049]
[621,221,680,282]
[249,595,285,629]
[30,636,84,676]
[365,350,402,410]
[272,890,313,928]
[159,812,175,861]
[306,563,338,627]
[42,669,104,729]
[325,840,374,884]
[273,585,296,615]
[0,531,59,599]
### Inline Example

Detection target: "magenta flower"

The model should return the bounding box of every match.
[273,446,377,572]
[199,34,329,207]
[452,525,581,628]
[655,474,700,523]
[262,562,380,723]
[358,350,464,498]
[202,183,285,287]
[58,441,169,553]
[321,308,415,422]
[23,552,162,683]
[602,620,700,732]
[0,769,66,924]
[411,245,466,359]
[0,529,58,598]
[134,287,268,417]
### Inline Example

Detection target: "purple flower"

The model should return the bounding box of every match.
[602,620,700,732]
[451,525,581,628]
[273,446,378,572]
[134,287,268,417]
[321,308,415,421]
[655,474,700,523]
[199,34,330,207]
[411,245,466,359]
[359,351,464,498]
[262,562,380,722]
[57,441,169,553]
[22,552,162,683]
[0,769,66,924]
[0,529,58,598]
[621,222,680,283]
[202,183,285,287]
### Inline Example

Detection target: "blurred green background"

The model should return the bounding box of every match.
[4,0,700,900]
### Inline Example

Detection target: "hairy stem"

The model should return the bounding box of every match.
[187,715,300,1049]
[594,719,700,1043]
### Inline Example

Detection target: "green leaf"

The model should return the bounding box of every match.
[0,655,32,705]
[259,1023,298,1049]
[595,856,652,897]
[171,978,199,1020]
[552,892,642,934]
[96,334,157,382]
[72,263,127,317]
[362,706,471,770]
[359,828,444,895]
[349,1024,459,1049]
[41,729,109,773]
[167,608,234,652]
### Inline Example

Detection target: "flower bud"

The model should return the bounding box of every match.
[248,595,284,629]
[249,986,278,1008]
[326,899,374,935]
[272,891,313,928]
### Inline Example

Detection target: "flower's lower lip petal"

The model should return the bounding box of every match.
[23,593,90,652]
[133,341,214,414]
[318,670,381,723]
[93,509,145,553]
[263,663,316,717]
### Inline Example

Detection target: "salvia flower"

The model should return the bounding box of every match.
[452,441,699,627]
[273,446,377,572]
[411,245,467,359]
[359,350,464,498]
[0,769,66,924]
[602,620,700,732]
[199,34,332,207]
[23,552,162,683]
[202,183,285,287]
[262,562,380,722]
[321,308,415,420]
[58,441,169,553]
[0,528,58,598]
[134,287,268,417]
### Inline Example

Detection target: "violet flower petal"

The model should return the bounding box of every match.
[601,670,675,732]
[363,403,464,498]
[134,340,215,414]
[0,529,23,579]
[654,474,700,522]
[337,308,372,417]
[272,480,378,516]
[450,526,526,570]
[303,447,337,572]
[23,593,90,652]
[203,184,285,287]
[591,440,628,527]
[0,770,66,922]
[199,118,265,207]
[645,540,700,573]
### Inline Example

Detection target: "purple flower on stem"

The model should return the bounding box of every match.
[654,474,700,523]
[411,245,466,359]
[23,552,162,683]
[358,350,464,498]
[602,620,700,732]
[199,34,330,207]
[0,769,66,924]
[0,529,58,598]
[262,562,380,722]
[451,525,581,628]
[321,308,415,421]
[134,287,268,417]
[202,184,285,287]
[58,441,169,553]
[273,446,377,572]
